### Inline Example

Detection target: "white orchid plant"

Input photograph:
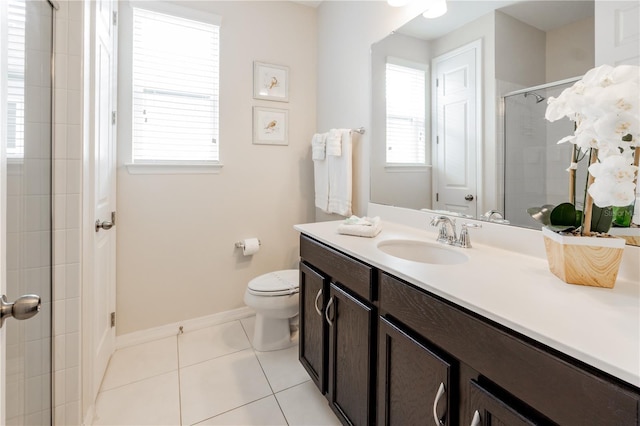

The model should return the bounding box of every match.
[543,64,639,235]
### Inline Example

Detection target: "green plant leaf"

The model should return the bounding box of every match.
[550,203,578,227]
[546,224,577,233]
[590,205,613,233]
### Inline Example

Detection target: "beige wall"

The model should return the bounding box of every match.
[495,11,546,87]
[116,1,317,335]
[546,17,595,82]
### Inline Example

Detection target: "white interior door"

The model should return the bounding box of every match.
[433,40,481,217]
[86,0,118,404]
[595,0,640,66]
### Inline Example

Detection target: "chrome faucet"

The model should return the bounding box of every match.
[430,216,457,245]
[430,216,482,248]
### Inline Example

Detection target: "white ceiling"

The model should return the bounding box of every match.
[290,0,323,7]
[396,0,594,41]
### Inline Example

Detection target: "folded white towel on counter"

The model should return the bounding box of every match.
[311,133,326,161]
[326,129,343,156]
[337,215,382,238]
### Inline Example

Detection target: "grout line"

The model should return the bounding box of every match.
[238,317,255,349]
[252,345,291,426]
[272,389,291,426]
[193,394,276,426]
[273,378,312,395]
[98,367,179,393]
[179,346,253,370]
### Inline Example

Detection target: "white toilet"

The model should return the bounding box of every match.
[243,269,299,351]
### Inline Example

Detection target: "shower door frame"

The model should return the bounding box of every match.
[0,0,58,423]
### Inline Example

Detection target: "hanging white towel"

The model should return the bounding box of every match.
[313,140,329,212]
[311,133,326,161]
[326,128,343,156]
[327,129,352,216]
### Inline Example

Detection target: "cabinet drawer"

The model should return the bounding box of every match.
[300,234,374,302]
[379,272,640,426]
[467,380,537,426]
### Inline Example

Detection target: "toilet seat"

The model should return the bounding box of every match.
[247,269,299,297]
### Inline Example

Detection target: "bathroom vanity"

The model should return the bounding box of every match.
[295,220,640,426]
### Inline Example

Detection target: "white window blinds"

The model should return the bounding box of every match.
[7,0,25,159]
[385,60,427,164]
[132,8,220,163]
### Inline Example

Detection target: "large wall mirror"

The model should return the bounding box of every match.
[371,0,639,246]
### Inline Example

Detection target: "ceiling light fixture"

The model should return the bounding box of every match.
[387,0,411,7]
[422,0,447,18]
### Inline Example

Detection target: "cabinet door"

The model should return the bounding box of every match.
[327,283,375,426]
[299,262,328,393]
[467,381,538,426]
[378,317,453,426]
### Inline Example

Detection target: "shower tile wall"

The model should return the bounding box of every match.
[6,1,53,423]
[52,1,83,424]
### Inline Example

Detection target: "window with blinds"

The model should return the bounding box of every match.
[7,0,25,159]
[385,60,427,164]
[132,8,220,163]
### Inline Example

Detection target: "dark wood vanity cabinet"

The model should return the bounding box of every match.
[299,235,376,426]
[298,234,640,426]
[299,261,328,392]
[379,272,640,426]
[326,283,376,426]
[377,316,453,426]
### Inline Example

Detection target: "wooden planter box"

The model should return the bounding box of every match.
[542,227,626,288]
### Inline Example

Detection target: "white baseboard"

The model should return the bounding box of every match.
[116,306,256,350]
[82,404,95,426]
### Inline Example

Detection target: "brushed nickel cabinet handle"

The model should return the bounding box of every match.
[314,288,323,316]
[470,410,481,426]
[433,382,446,425]
[325,296,334,326]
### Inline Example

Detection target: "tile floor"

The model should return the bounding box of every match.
[91,317,341,426]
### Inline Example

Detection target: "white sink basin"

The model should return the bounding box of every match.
[377,239,468,265]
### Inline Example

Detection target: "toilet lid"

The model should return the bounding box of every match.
[247,269,299,296]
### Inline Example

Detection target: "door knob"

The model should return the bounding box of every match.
[465,194,474,201]
[95,211,116,232]
[0,294,41,328]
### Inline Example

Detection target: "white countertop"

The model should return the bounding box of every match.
[294,220,640,388]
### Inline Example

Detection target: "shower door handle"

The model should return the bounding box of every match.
[0,294,41,328]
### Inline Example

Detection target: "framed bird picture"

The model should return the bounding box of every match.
[253,62,289,102]
[253,107,288,145]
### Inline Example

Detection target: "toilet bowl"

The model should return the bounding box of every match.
[243,269,299,351]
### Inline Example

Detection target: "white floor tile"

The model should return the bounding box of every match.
[256,345,310,393]
[180,349,272,425]
[92,371,181,426]
[194,395,287,426]
[275,381,341,426]
[178,321,251,368]
[240,317,255,345]
[100,336,178,391]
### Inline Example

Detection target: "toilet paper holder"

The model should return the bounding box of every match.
[235,240,261,249]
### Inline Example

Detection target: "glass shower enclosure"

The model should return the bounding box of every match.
[502,78,587,229]
[2,0,54,424]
